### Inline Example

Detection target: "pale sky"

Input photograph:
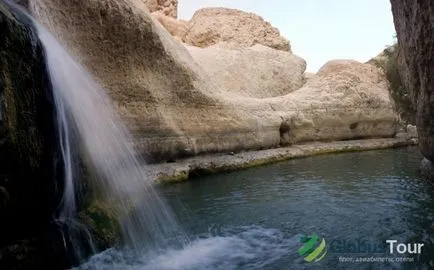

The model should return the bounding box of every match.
[178,0,396,72]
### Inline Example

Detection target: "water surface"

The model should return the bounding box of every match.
[81,147,434,269]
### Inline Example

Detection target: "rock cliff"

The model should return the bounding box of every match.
[0,1,66,268]
[186,43,306,98]
[390,0,434,176]
[29,0,398,162]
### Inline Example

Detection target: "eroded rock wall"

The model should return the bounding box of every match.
[390,0,434,163]
[0,1,66,268]
[29,0,398,162]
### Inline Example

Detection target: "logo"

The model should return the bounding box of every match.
[298,233,327,263]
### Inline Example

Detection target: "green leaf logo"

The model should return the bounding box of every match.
[298,233,327,263]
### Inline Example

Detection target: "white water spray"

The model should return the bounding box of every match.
[33,18,188,253]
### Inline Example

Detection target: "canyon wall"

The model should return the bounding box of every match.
[390,0,434,178]
[28,0,398,162]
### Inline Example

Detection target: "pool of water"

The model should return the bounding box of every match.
[79,147,434,269]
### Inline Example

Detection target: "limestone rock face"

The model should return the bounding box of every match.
[30,0,279,162]
[183,8,291,52]
[267,60,397,143]
[390,0,434,162]
[152,12,187,41]
[142,0,177,18]
[30,0,397,162]
[186,43,306,98]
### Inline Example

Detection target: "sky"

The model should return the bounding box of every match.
[178,0,396,72]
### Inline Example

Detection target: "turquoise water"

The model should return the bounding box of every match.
[80,147,434,269]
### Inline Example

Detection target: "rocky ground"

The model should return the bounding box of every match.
[149,136,418,183]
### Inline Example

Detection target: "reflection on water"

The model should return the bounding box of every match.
[80,147,434,269]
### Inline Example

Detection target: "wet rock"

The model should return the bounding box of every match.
[0,1,68,268]
[1,0,61,236]
[77,202,120,251]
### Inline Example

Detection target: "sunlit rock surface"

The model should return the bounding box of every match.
[183,7,291,52]
[30,0,398,162]
[186,43,306,98]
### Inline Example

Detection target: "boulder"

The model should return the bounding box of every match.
[30,0,397,163]
[390,1,434,165]
[142,0,177,18]
[183,7,291,52]
[186,43,306,98]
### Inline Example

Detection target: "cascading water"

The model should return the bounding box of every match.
[3,2,295,269]
[28,7,188,262]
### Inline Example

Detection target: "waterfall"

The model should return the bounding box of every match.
[9,4,189,261]
[36,23,187,248]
